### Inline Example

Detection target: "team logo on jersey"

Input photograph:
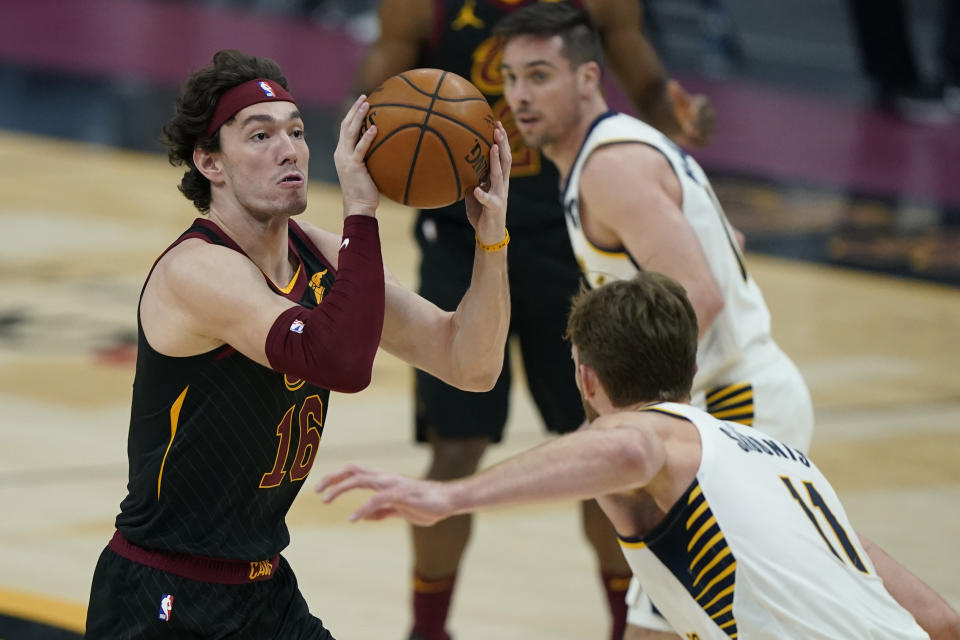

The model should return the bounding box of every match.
[308,268,328,304]
[284,374,306,391]
[290,319,305,334]
[258,81,276,97]
[158,594,174,621]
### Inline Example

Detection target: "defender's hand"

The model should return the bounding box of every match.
[317,463,454,526]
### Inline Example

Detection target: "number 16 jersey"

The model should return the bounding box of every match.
[116,218,337,561]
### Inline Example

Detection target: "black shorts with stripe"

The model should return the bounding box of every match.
[85,547,334,640]
[414,213,586,443]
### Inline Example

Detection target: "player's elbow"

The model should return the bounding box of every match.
[694,285,725,335]
[454,356,504,392]
[327,354,375,393]
[926,608,960,640]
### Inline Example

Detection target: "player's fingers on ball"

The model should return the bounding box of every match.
[498,134,512,176]
[350,101,369,137]
[339,96,364,135]
[490,144,508,193]
[473,185,489,204]
[355,124,377,156]
[343,98,368,138]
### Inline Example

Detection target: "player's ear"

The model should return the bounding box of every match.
[577,61,601,95]
[579,362,599,400]
[193,147,224,185]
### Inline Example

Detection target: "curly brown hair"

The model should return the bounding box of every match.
[161,50,290,212]
[566,271,698,407]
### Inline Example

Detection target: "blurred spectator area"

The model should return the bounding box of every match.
[2,0,959,284]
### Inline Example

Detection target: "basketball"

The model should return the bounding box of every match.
[362,68,496,209]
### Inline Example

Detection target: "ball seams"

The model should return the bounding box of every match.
[402,71,447,204]
[364,104,493,156]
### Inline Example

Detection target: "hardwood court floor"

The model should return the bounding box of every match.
[0,131,958,638]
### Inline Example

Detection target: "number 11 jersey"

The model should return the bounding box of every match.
[618,402,927,640]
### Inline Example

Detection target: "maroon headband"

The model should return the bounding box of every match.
[203,78,297,137]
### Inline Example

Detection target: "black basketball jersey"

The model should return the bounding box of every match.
[116,218,336,560]
[419,0,581,228]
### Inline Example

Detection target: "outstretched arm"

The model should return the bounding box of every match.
[584,0,716,146]
[860,534,960,640]
[317,416,666,525]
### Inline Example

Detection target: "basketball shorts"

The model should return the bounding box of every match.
[413,213,586,442]
[626,342,814,631]
[85,545,334,639]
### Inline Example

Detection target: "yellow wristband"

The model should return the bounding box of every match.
[476,228,509,252]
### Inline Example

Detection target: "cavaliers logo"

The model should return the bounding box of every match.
[470,36,504,95]
[284,374,305,391]
[308,269,327,304]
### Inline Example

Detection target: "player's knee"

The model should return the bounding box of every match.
[426,436,489,479]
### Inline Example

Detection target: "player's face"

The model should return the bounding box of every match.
[501,35,583,150]
[216,101,309,219]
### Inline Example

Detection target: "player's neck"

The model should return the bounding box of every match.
[610,397,692,415]
[545,99,609,182]
[208,204,294,286]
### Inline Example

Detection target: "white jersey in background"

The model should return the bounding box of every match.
[615,402,928,640]
[560,111,812,451]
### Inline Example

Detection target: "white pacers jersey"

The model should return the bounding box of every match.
[617,402,928,640]
[561,112,773,397]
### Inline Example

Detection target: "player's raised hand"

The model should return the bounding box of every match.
[334,95,380,218]
[667,80,716,148]
[317,463,454,526]
[465,122,511,245]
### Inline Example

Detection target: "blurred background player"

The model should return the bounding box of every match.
[493,4,813,638]
[350,1,715,639]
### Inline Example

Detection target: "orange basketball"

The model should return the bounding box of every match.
[362,68,496,209]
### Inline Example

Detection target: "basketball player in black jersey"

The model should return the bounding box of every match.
[351,2,715,639]
[83,49,513,639]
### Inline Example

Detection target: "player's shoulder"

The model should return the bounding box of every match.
[589,410,656,432]
[151,237,258,292]
[581,140,667,195]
